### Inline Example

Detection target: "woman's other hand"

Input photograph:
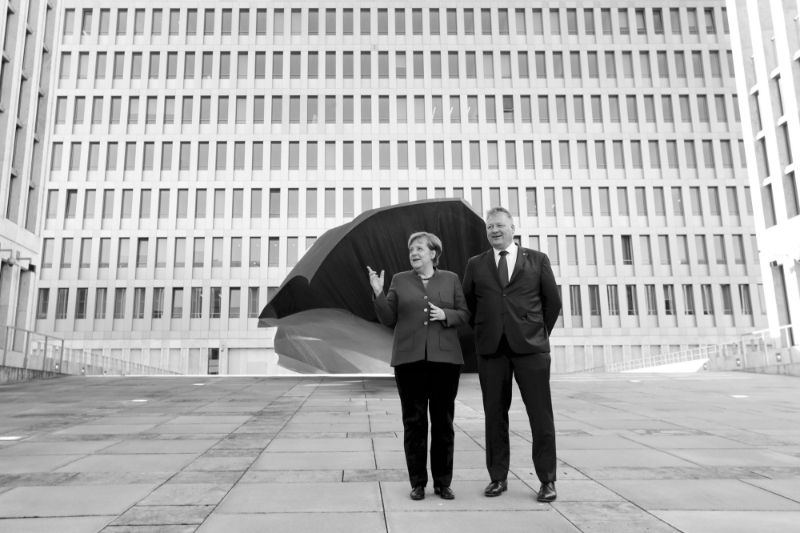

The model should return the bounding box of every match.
[367,266,385,295]
[428,303,446,322]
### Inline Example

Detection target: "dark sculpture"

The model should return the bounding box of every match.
[259,198,491,373]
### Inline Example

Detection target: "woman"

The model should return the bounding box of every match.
[367,232,470,501]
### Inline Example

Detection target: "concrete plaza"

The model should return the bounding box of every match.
[1,372,800,532]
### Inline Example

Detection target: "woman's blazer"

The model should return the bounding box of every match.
[374,269,470,367]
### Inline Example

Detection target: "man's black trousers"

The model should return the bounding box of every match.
[477,336,557,484]
[394,360,462,489]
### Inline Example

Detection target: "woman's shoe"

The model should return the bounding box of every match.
[434,486,455,499]
[410,486,425,500]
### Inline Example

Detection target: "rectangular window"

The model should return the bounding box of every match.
[701,285,714,315]
[677,235,689,265]
[155,238,167,268]
[644,285,657,316]
[95,238,109,268]
[618,8,630,34]
[250,238,261,266]
[170,288,183,319]
[306,142,317,170]
[190,288,203,318]
[670,9,681,35]
[211,238,223,268]
[250,189,262,219]
[739,285,752,315]
[696,236,708,265]
[659,235,671,265]
[714,235,727,265]
[398,142,408,170]
[113,288,126,319]
[149,287,164,319]
[56,289,69,320]
[193,237,205,267]
[451,141,463,170]
[704,193,722,228]
[78,238,91,269]
[248,287,260,318]
[621,235,633,265]
[131,288,145,320]
[626,285,638,316]
[564,285,583,321]
[683,285,695,315]
[607,285,619,316]
[733,235,746,264]
[640,236,652,265]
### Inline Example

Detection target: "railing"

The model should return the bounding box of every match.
[569,324,797,374]
[604,344,719,373]
[0,324,179,377]
[742,324,796,350]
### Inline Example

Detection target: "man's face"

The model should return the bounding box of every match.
[486,213,515,250]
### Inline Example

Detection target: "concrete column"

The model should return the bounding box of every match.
[0,263,18,326]
[782,262,800,346]
[12,270,31,352]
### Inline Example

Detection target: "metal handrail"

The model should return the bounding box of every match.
[0,324,179,376]
[604,345,718,373]
[741,324,796,349]
[568,324,796,374]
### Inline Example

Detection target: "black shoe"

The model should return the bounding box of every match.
[410,486,425,500]
[537,482,556,502]
[484,480,508,497]
[434,486,455,500]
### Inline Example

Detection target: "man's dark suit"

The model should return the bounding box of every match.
[462,246,561,485]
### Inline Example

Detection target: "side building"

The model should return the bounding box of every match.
[0,0,57,350]
[728,0,800,349]
[36,1,767,374]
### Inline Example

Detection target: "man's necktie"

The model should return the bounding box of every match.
[498,251,509,288]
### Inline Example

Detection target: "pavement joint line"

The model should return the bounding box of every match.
[739,478,800,505]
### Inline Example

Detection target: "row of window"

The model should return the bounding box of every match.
[43,235,284,270]
[565,283,759,320]
[50,138,749,174]
[45,186,753,220]
[54,92,742,128]
[59,48,737,83]
[40,231,758,274]
[44,184,755,224]
[44,185,755,224]
[36,281,758,325]
[64,6,730,40]
[37,286,263,320]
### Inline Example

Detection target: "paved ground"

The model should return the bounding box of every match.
[1,372,800,532]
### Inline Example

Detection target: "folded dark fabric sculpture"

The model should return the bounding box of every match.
[259,198,491,373]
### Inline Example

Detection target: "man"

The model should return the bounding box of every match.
[462,207,562,502]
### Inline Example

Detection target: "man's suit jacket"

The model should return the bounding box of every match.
[374,269,470,367]
[462,247,561,356]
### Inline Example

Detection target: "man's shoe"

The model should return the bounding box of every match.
[537,482,557,502]
[484,480,508,497]
[410,486,425,500]
[434,486,455,500]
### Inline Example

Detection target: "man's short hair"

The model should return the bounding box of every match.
[486,206,514,225]
[407,232,443,266]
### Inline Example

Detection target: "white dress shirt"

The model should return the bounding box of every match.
[493,242,518,270]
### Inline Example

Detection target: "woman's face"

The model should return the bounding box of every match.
[408,239,435,270]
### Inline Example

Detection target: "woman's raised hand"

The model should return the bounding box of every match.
[367,266,385,295]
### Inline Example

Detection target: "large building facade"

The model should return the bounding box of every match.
[0,0,56,348]
[728,0,799,349]
[31,0,767,374]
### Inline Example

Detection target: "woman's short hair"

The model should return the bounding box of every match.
[407,232,443,267]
